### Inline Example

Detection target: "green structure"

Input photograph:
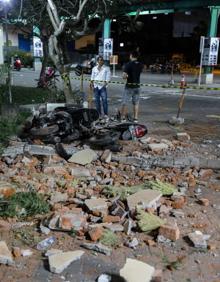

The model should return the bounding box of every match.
[103,0,220,83]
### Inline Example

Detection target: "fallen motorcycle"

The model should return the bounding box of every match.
[20,106,148,152]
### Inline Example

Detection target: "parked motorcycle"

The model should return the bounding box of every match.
[14,57,21,71]
[20,106,148,153]
[37,67,59,89]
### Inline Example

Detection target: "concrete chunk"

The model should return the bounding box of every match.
[127,190,162,211]
[85,198,108,215]
[0,241,13,265]
[49,250,84,274]
[68,149,97,165]
[71,167,91,177]
[120,258,155,282]
[81,242,111,256]
[148,143,169,152]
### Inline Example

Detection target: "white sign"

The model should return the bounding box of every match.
[98,38,103,56]
[202,37,219,66]
[103,38,113,60]
[33,36,43,57]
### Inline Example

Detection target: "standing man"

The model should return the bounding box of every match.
[90,56,111,119]
[121,51,143,122]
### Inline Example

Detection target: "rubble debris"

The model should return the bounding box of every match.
[148,143,169,152]
[123,218,134,235]
[48,250,84,274]
[199,169,213,180]
[176,132,190,142]
[0,219,11,232]
[37,236,56,251]
[48,211,88,231]
[81,242,112,256]
[0,241,14,265]
[137,210,166,232]
[40,224,50,235]
[2,143,26,158]
[12,247,21,258]
[71,167,91,177]
[120,258,155,282]
[147,180,176,196]
[21,249,33,257]
[188,230,210,249]
[88,226,104,241]
[103,184,156,201]
[126,237,139,249]
[101,150,112,163]
[151,269,163,282]
[50,191,68,204]
[159,223,180,241]
[0,181,17,198]
[198,198,210,206]
[68,149,97,165]
[85,198,108,216]
[127,190,162,211]
[105,223,124,233]
[171,195,186,209]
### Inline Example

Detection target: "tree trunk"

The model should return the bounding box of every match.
[59,65,74,102]
[38,36,49,87]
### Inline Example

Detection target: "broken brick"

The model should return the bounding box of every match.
[199,169,213,180]
[88,227,104,241]
[159,224,180,241]
[102,215,120,223]
[171,195,186,209]
[198,198,209,206]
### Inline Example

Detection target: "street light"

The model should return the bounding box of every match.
[3,0,12,103]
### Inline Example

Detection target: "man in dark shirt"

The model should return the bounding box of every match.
[121,51,143,122]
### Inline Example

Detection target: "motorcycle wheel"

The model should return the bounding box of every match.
[88,131,120,146]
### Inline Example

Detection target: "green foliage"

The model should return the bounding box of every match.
[0,112,30,144]
[100,230,119,247]
[102,184,149,201]
[137,210,166,232]
[146,180,176,196]
[0,192,49,218]
[14,227,41,246]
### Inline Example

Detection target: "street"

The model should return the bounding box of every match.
[11,69,220,143]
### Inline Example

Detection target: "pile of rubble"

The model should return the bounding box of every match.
[0,131,219,281]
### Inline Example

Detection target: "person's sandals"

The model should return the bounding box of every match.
[133,119,138,123]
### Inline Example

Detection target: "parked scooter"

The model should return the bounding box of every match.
[14,57,21,71]
[37,67,59,89]
[20,107,148,152]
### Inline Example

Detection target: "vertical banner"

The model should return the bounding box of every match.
[103,38,113,61]
[98,38,103,56]
[33,36,43,57]
[202,37,219,66]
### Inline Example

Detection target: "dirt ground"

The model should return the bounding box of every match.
[0,118,220,282]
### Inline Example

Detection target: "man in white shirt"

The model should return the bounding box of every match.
[90,56,111,118]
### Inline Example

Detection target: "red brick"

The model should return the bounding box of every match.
[171,196,186,209]
[102,215,120,223]
[159,224,180,241]
[88,227,104,241]
[199,198,209,206]
[199,169,213,180]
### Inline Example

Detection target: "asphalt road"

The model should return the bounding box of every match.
[11,69,220,142]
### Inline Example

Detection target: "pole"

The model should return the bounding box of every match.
[4,5,12,103]
[198,36,205,86]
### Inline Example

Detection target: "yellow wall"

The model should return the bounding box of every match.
[75,34,95,50]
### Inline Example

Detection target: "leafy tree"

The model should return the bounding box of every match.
[5,0,134,102]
